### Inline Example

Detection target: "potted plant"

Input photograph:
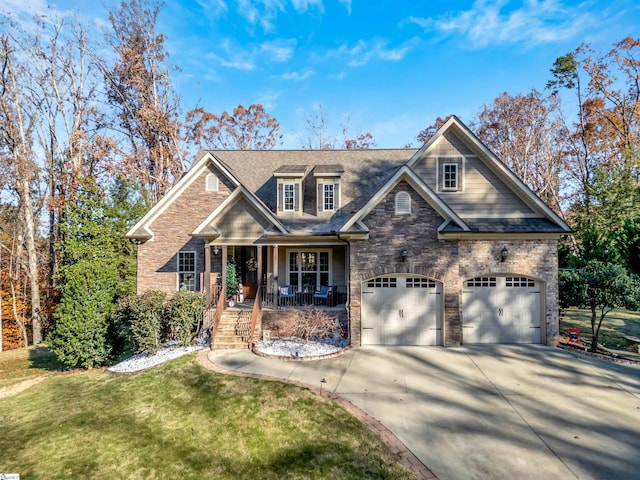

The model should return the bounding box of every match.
[226,262,238,307]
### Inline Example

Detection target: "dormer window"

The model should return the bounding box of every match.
[283,183,295,211]
[317,181,340,213]
[314,164,344,215]
[275,165,308,215]
[323,184,334,211]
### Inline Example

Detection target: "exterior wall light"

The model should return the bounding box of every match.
[213,246,219,255]
[401,249,409,262]
[501,246,509,262]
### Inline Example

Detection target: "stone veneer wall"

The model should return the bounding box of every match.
[458,239,559,345]
[136,164,233,294]
[349,182,461,346]
[348,181,560,347]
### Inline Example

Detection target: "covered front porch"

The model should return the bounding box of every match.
[201,244,348,310]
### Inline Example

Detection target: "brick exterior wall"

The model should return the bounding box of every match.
[348,181,560,347]
[137,164,233,294]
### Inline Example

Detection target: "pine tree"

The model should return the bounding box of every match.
[49,177,120,368]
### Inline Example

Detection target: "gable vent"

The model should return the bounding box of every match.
[395,191,411,215]
[206,173,219,192]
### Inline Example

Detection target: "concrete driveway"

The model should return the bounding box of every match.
[207,345,640,480]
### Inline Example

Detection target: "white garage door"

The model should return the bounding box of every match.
[361,275,442,345]
[462,276,541,344]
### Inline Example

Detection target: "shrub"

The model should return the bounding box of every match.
[48,260,117,368]
[127,291,167,355]
[163,291,206,346]
[290,309,340,344]
[108,296,136,357]
[226,263,238,298]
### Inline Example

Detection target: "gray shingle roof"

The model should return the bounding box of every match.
[208,149,413,233]
[441,217,568,234]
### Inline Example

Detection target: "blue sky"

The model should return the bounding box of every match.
[7,0,640,148]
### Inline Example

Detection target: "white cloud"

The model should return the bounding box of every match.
[257,90,280,110]
[407,0,597,48]
[291,0,324,14]
[207,39,256,70]
[339,0,352,15]
[0,0,50,17]
[332,38,414,67]
[277,69,315,80]
[260,39,296,62]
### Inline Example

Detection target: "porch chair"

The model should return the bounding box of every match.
[278,285,296,306]
[313,285,334,306]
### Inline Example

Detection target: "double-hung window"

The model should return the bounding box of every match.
[177,251,196,291]
[323,184,334,211]
[283,183,295,211]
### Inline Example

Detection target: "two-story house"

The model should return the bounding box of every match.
[126,116,570,348]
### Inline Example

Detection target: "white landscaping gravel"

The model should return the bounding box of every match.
[108,337,349,373]
[255,337,349,358]
[108,342,203,373]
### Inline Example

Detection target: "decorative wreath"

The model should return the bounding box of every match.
[246,256,258,272]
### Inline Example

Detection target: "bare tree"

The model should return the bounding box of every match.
[472,91,565,215]
[103,0,185,205]
[0,33,43,344]
[185,104,281,150]
[299,104,376,149]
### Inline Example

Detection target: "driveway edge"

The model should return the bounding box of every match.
[197,349,438,480]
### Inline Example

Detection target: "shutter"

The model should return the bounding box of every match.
[334,183,340,210]
[277,184,283,211]
[294,183,300,212]
[317,183,323,212]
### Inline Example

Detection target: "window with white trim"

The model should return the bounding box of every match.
[323,184,334,211]
[177,251,196,291]
[288,250,330,290]
[443,163,458,191]
[395,191,411,215]
[205,173,219,192]
[283,183,295,211]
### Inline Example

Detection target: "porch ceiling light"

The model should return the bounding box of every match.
[501,246,509,262]
[213,246,219,255]
[401,249,408,262]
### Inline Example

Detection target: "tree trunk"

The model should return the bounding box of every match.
[590,306,598,353]
[19,181,42,344]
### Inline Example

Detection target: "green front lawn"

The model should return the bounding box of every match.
[0,345,66,389]
[560,307,640,349]
[0,352,413,479]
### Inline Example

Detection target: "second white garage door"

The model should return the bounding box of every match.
[462,276,542,344]
[361,275,442,346]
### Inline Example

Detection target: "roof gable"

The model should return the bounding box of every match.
[407,116,570,232]
[125,152,241,241]
[340,165,470,233]
[192,186,287,238]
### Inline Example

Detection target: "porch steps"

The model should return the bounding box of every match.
[213,310,255,349]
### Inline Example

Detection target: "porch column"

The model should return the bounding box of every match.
[273,245,279,307]
[204,243,211,306]
[221,245,228,310]
[256,245,263,303]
